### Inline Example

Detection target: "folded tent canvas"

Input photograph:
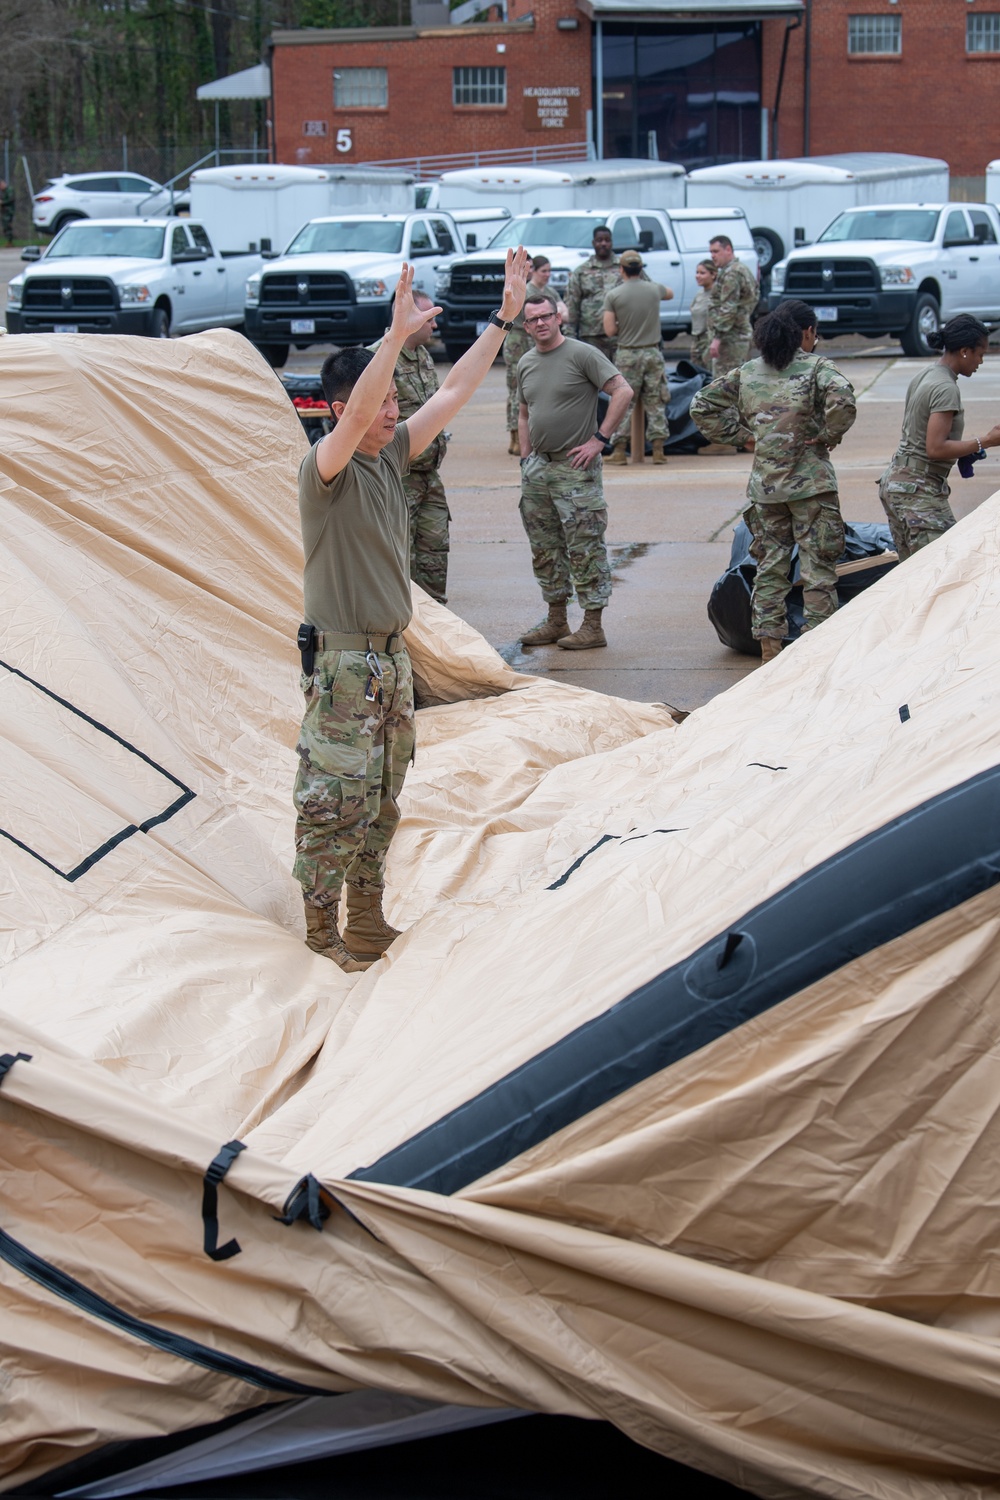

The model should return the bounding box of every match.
[2,329,1000,1499]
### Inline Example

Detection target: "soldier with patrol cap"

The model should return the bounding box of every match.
[565,225,621,362]
[707,233,759,376]
[601,249,673,466]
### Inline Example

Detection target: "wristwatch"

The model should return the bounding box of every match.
[594,429,610,444]
[488,310,515,332]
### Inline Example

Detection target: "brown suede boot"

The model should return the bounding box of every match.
[651,439,667,465]
[557,608,607,650]
[759,637,783,664]
[521,601,569,646]
[304,899,372,973]
[508,429,520,455]
[343,885,403,960]
[605,441,628,466]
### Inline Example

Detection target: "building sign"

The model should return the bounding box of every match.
[303,120,328,137]
[522,86,582,132]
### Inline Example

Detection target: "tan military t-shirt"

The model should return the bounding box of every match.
[299,422,412,634]
[603,278,669,347]
[516,337,618,454]
[898,363,965,482]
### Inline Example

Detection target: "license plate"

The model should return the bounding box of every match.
[53,324,79,333]
[475,320,489,335]
[290,319,315,335]
[816,306,838,322]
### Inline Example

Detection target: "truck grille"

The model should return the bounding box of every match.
[260,272,353,306]
[447,261,507,303]
[785,259,880,295]
[22,277,117,311]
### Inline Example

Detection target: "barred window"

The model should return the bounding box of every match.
[333,67,388,108]
[847,14,901,53]
[453,66,507,106]
[967,12,1000,51]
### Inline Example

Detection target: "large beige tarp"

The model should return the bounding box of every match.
[2,330,1000,1498]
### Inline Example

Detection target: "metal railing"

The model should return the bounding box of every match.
[362,139,595,179]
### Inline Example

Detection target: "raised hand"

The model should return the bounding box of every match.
[499,245,531,322]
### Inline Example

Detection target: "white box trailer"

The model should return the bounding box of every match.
[685,153,949,276]
[427,158,687,216]
[986,160,1000,205]
[188,163,416,254]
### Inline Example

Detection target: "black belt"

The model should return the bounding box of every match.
[533,448,571,464]
[297,625,404,676]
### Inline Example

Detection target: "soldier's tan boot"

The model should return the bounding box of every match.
[759,637,783,664]
[508,429,520,455]
[303,899,373,973]
[651,439,667,465]
[557,608,607,651]
[521,602,569,646]
[343,885,403,960]
[605,441,628,466]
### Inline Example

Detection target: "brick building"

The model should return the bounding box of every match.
[268,0,1000,188]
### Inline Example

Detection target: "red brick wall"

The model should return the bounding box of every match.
[271,0,591,166]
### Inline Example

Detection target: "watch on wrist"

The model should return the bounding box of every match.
[594,429,609,444]
[488,309,515,332]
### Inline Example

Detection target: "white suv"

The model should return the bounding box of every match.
[32,174,189,234]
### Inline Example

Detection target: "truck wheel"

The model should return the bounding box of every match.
[256,343,289,369]
[900,294,940,358]
[150,307,170,339]
[751,227,784,275]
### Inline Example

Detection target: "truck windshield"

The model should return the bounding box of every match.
[487,216,607,250]
[284,221,405,255]
[818,210,940,244]
[46,224,166,258]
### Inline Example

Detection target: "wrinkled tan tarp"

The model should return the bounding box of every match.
[2,330,1000,1498]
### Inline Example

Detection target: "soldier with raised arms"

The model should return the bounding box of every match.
[294,250,530,972]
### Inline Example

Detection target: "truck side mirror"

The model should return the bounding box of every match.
[638,230,653,252]
[21,245,42,261]
[465,233,477,249]
[260,237,271,252]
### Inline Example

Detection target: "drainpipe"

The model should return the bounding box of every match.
[771,12,801,158]
[595,17,604,161]
[802,0,812,155]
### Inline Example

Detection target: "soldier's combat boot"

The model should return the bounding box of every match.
[759,637,783,664]
[343,885,403,960]
[508,429,520,455]
[651,439,667,465]
[557,608,607,651]
[606,441,628,466]
[303,899,372,973]
[521,601,569,646]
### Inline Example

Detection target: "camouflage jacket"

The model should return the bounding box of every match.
[707,257,759,339]
[565,254,623,339]
[385,342,444,471]
[691,352,857,504]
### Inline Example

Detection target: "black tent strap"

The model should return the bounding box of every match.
[202,1140,247,1262]
[0,1225,329,1396]
[275,1174,331,1231]
[0,1052,32,1086]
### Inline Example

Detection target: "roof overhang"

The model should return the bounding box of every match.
[196,63,271,102]
[579,0,802,17]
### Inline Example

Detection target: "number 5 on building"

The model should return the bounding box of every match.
[336,128,352,153]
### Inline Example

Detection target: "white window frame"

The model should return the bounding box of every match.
[847,14,902,54]
[453,66,507,107]
[333,67,388,109]
[967,12,1000,52]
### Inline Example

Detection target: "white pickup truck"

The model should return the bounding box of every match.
[434,207,759,361]
[768,202,1000,357]
[6,218,259,338]
[243,210,465,368]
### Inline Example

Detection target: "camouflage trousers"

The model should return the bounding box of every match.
[745,491,845,640]
[519,454,611,609]
[504,326,533,431]
[712,329,752,379]
[613,345,668,442]
[579,333,617,364]
[403,467,450,604]
[691,333,712,371]
[293,646,415,906]
[878,469,955,561]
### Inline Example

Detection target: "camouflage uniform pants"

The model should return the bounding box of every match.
[691,333,712,371]
[613,346,668,442]
[403,467,450,604]
[878,470,955,561]
[712,328,752,379]
[746,492,845,640]
[519,454,611,609]
[504,327,532,431]
[293,646,415,906]
[579,333,617,364]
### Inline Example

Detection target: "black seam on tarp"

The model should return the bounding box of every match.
[748,762,787,772]
[202,1140,246,1261]
[546,834,619,889]
[0,1052,31,1086]
[620,828,683,845]
[351,763,1000,1196]
[0,657,195,882]
[0,1226,328,1396]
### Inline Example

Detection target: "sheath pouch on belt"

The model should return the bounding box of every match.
[297,622,316,676]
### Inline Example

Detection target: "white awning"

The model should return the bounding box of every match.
[196,63,271,102]
[581,0,802,15]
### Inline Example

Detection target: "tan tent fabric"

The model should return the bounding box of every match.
[2,330,1000,1498]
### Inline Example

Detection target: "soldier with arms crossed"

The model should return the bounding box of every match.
[295,251,530,972]
[565,225,622,362]
[707,233,759,377]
